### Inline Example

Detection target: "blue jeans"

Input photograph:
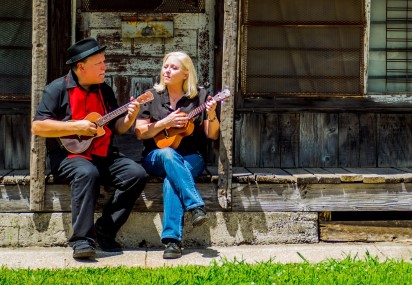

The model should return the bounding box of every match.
[142,148,205,243]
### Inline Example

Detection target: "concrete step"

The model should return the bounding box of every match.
[0,212,318,248]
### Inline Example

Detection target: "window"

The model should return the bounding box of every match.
[0,0,32,101]
[240,0,365,98]
[368,0,412,93]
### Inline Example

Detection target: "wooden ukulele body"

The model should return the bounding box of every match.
[154,120,195,149]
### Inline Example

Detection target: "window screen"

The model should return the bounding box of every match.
[368,0,412,93]
[82,0,205,13]
[0,0,32,100]
[240,0,365,98]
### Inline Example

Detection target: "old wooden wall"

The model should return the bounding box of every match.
[0,103,31,170]
[0,1,216,170]
[79,9,215,100]
[75,1,216,160]
[235,112,412,168]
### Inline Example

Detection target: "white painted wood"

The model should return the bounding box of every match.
[81,3,215,86]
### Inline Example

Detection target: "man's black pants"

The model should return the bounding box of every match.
[52,153,147,243]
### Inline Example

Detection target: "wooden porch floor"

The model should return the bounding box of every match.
[1,167,412,213]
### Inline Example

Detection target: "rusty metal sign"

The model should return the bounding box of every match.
[122,19,174,38]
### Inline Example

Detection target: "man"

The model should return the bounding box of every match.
[32,37,147,259]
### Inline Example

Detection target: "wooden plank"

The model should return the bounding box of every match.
[4,115,30,169]
[304,168,340,184]
[1,170,30,185]
[217,0,239,209]
[325,168,363,182]
[238,95,412,112]
[238,113,261,167]
[197,0,216,85]
[365,168,412,183]
[378,114,412,167]
[260,114,280,167]
[206,166,219,183]
[0,184,30,212]
[393,168,412,182]
[231,182,412,212]
[359,113,377,167]
[97,28,199,58]
[338,113,360,167]
[344,168,405,183]
[279,113,299,168]
[283,168,318,184]
[320,221,412,242]
[300,113,338,167]
[0,116,4,169]
[0,182,221,213]
[30,0,48,211]
[48,0,71,80]
[232,167,253,183]
[247,168,296,183]
[3,172,412,212]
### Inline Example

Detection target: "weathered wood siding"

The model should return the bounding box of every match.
[75,2,216,160]
[235,112,412,168]
[0,103,31,170]
[79,5,215,102]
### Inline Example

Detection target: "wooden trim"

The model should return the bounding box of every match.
[0,94,31,101]
[217,0,239,209]
[3,167,412,212]
[29,0,48,211]
[0,183,222,213]
[3,180,412,213]
[238,95,412,113]
[320,220,412,242]
[364,0,371,95]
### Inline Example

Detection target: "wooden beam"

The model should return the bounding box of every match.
[29,0,48,211]
[320,220,412,242]
[231,183,412,212]
[218,0,239,209]
[0,183,222,213]
[3,180,412,212]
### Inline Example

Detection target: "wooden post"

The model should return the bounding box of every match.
[217,0,238,209]
[30,0,48,211]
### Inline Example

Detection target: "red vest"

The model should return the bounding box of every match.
[67,86,112,160]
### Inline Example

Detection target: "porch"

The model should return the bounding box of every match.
[2,167,412,247]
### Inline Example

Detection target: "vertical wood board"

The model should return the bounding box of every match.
[0,116,4,169]
[280,113,299,168]
[359,113,377,167]
[260,114,280,167]
[300,113,339,167]
[4,115,30,169]
[238,113,261,167]
[338,113,360,167]
[378,114,412,167]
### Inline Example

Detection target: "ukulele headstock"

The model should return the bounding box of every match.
[213,89,231,102]
[136,91,155,104]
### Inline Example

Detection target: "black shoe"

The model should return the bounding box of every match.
[72,240,96,259]
[191,206,209,227]
[163,242,182,259]
[96,230,123,252]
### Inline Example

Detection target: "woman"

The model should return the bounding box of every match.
[135,51,220,259]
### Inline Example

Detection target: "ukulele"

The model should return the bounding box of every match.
[154,89,230,149]
[59,91,154,154]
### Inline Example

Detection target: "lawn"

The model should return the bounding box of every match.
[1,253,411,285]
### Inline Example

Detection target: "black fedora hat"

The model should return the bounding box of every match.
[66,37,106,65]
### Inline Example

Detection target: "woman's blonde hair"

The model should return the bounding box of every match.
[154,51,198,99]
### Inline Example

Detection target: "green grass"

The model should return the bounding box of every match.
[1,253,412,285]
